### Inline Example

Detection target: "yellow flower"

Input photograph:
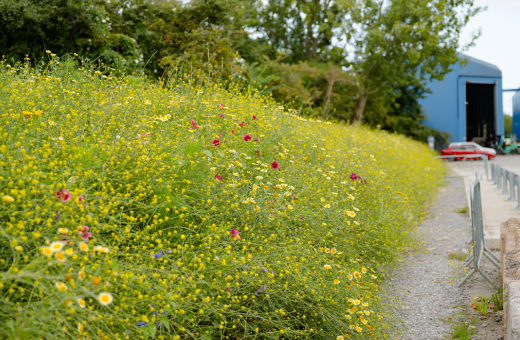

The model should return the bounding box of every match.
[325,248,330,253]
[58,228,69,234]
[42,247,53,256]
[55,251,66,262]
[97,292,113,305]
[347,274,353,280]
[331,248,337,254]
[15,246,23,252]
[361,267,367,273]
[55,282,67,292]
[65,248,73,256]
[78,323,84,333]
[77,298,86,308]
[345,315,352,320]
[46,50,51,53]
[324,204,331,208]
[33,110,42,116]
[356,326,362,332]
[2,195,14,203]
[95,246,109,254]
[337,336,344,340]
[48,121,56,126]
[78,270,86,281]
[324,265,331,270]
[353,300,360,305]
[353,271,361,278]
[50,241,65,253]
[334,279,340,285]
[79,242,89,252]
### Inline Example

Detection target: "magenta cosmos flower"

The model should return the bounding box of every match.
[231,229,241,240]
[253,115,257,120]
[191,119,199,129]
[212,139,220,147]
[350,173,359,180]
[56,189,71,202]
[271,161,280,170]
[243,134,252,142]
[215,172,221,182]
[77,226,93,241]
[239,122,244,127]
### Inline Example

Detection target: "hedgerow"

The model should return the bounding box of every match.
[0,55,444,339]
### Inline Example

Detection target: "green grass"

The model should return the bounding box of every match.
[455,206,468,214]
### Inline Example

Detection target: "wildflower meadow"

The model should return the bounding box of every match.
[0,55,445,339]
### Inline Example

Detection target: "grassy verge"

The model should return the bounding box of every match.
[0,55,445,339]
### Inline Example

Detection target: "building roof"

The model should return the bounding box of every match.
[459,54,502,78]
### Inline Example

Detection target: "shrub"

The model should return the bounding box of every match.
[0,55,444,339]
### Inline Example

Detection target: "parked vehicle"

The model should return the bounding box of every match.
[441,145,495,160]
[495,135,520,155]
[448,142,496,156]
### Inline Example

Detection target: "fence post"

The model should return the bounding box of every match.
[458,172,500,288]
[514,176,520,211]
[490,163,495,182]
[497,166,502,189]
[502,169,509,195]
[508,171,516,201]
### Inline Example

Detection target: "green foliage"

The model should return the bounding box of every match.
[455,206,468,214]
[505,114,512,135]
[490,287,504,312]
[451,320,475,340]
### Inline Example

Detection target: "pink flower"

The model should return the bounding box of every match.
[350,173,359,180]
[254,138,259,142]
[77,226,92,241]
[239,122,244,127]
[271,161,280,170]
[220,103,225,109]
[212,139,220,147]
[215,172,221,182]
[191,119,199,129]
[255,150,261,157]
[231,229,241,240]
[220,113,225,118]
[243,134,252,142]
[253,115,257,120]
[56,189,71,202]
[232,130,235,134]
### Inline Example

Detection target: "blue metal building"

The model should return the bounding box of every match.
[513,91,520,138]
[419,54,504,146]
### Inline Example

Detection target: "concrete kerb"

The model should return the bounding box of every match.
[500,218,520,339]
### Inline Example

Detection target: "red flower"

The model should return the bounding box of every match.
[239,122,244,127]
[255,150,261,157]
[271,161,280,170]
[231,229,241,240]
[191,119,199,129]
[253,115,257,120]
[232,130,235,134]
[243,134,252,142]
[220,113,225,118]
[215,172,221,182]
[212,139,220,147]
[56,189,71,202]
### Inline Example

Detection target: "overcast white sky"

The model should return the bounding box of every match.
[459,0,520,115]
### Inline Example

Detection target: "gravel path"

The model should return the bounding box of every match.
[388,177,472,339]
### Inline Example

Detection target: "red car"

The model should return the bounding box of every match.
[441,145,495,160]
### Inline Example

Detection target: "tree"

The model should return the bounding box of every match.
[236,0,350,65]
[346,0,483,124]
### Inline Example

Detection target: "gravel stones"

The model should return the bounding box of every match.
[388,177,470,339]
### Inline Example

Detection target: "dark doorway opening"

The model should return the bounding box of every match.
[466,83,496,147]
